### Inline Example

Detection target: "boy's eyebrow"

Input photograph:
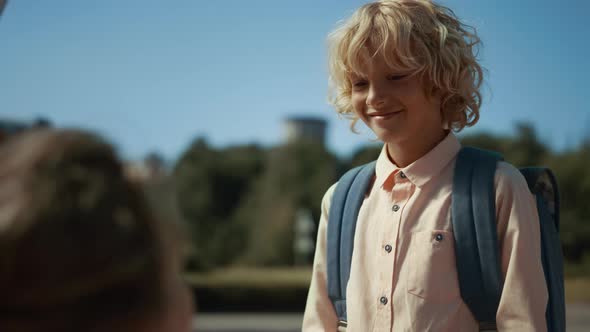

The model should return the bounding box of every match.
[347,68,417,79]
[346,70,366,78]
[348,74,368,82]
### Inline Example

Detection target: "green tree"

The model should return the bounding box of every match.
[460,131,508,153]
[504,123,549,167]
[348,144,382,169]
[546,144,590,261]
[174,137,265,270]
[236,141,338,266]
[460,123,549,167]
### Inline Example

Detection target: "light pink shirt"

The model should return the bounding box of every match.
[303,133,548,331]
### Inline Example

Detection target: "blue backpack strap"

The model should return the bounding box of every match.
[327,161,376,326]
[452,147,504,327]
[520,167,565,332]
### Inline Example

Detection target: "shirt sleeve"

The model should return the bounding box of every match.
[302,183,339,332]
[494,162,548,331]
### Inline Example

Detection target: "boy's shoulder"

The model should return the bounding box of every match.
[494,161,531,197]
[321,182,338,215]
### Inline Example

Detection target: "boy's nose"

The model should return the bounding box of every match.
[366,85,388,109]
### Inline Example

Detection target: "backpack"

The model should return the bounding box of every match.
[326,147,565,331]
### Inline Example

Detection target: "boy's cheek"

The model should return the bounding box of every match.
[352,107,367,120]
[350,96,366,115]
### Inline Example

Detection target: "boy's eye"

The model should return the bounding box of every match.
[387,74,407,81]
[352,80,368,88]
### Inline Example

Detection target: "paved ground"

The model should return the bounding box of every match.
[194,303,590,331]
[566,303,590,332]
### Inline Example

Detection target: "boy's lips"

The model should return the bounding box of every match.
[367,110,404,119]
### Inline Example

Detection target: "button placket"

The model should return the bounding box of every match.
[377,171,413,329]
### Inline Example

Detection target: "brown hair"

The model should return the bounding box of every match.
[0,129,172,332]
[328,0,484,132]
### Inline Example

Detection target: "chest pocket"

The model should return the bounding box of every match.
[407,230,461,303]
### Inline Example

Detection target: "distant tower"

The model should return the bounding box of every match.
[283,116,327,145]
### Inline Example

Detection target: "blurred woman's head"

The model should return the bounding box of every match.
[0,129,193,332]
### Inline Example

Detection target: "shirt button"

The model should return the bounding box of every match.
[435,233,444,242]
[380,296,388,305]
[400,171,406,178]
[384,244,392,253]
[392,205,400,212]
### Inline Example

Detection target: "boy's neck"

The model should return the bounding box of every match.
[386,129,448,168]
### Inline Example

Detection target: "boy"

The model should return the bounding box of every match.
[303,0,548,331]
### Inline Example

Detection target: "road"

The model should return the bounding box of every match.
[194,303,590,331]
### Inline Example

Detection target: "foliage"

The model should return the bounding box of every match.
[234,141,338,266]
[348,144,382,168]
[173,137,265,270]
[545,145,590,261]
[172,123,590,270]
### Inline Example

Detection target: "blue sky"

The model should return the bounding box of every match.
[1,0,588,160]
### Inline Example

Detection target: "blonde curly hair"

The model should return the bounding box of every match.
[328,0,484,132]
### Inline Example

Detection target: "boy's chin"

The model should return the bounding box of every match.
[374,130,408,146]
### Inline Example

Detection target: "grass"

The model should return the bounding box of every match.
[184,267,312,289]
[184,267,312,312]
[565,278,590,303]
[185,267,590,303]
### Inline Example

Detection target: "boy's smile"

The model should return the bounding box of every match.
[349,56,446,160]
[367,109,407,133]
[367,109,405,122]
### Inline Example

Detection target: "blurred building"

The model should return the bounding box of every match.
[283,116,327,145]
[293,208,316,266]
[124,152,168,183]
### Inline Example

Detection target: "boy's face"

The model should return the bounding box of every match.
[349,56,444,146]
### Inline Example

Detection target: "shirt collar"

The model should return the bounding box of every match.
[375,132,461,189]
